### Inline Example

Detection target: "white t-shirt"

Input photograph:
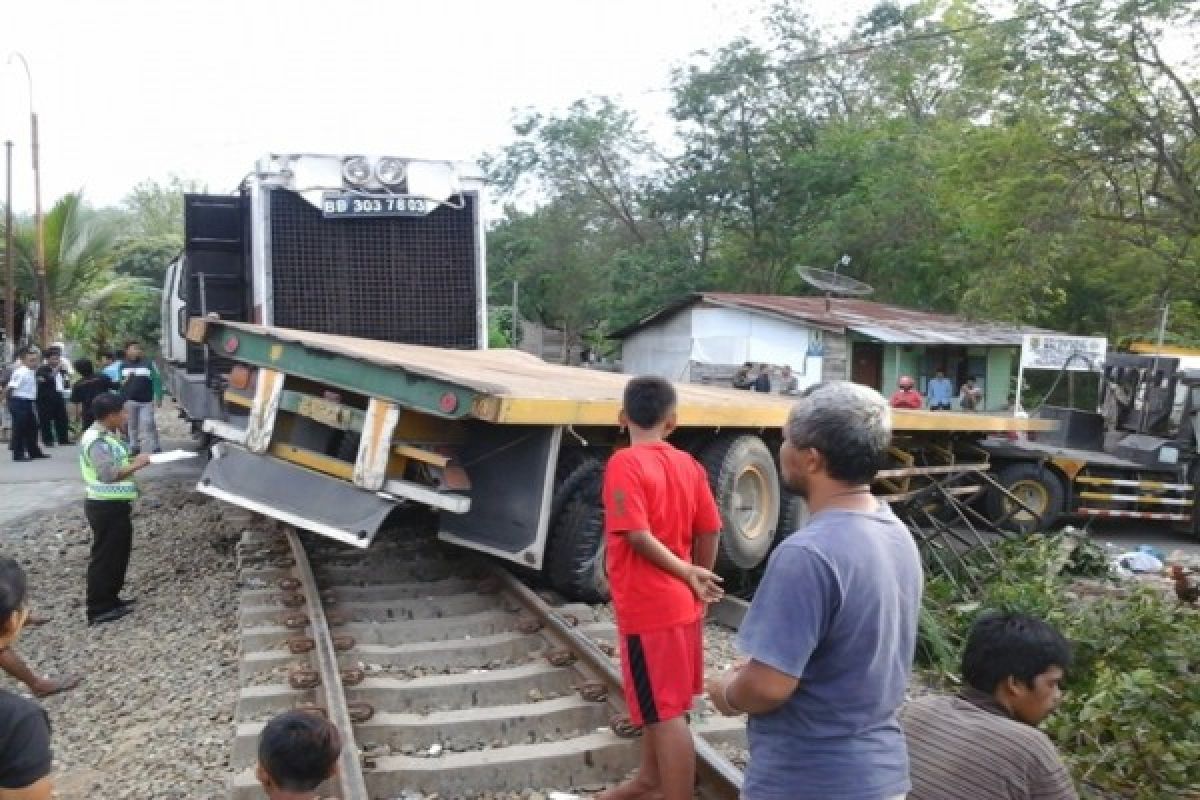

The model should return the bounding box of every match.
[6,365,37,400]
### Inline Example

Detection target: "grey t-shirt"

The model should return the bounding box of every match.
[737,504,923,800]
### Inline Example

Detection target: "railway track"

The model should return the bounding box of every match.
[228,522,746,799]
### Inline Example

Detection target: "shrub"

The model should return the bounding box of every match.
[916,533,1200,798]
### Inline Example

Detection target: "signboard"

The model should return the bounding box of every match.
[1019,334,1107,372]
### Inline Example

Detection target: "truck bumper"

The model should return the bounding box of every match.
[197,442,396,547]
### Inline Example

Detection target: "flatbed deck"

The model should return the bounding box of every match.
[191,319,1052,432]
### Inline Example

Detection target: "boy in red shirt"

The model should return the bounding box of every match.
[599,376,724,800]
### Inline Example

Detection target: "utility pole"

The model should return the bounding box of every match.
[9,53,46,345]
[511,280,519,347]
[3,140,13,363]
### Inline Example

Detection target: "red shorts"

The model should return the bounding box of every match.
[619,619,703,726]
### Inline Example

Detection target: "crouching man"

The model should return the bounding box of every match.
[900,612,1078,800]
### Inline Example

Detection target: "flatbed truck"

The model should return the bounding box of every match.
[186,318,1053,601]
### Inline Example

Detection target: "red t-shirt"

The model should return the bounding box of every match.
[602,441,722,634]
[889,389,923,409]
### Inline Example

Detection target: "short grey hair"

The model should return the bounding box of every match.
[785,381,892,484]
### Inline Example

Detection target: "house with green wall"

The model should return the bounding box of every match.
[613,292,1055,412]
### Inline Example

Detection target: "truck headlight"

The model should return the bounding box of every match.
[376,157,407,187]
[342,156,371,187]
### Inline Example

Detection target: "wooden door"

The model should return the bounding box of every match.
[851,342,884,389]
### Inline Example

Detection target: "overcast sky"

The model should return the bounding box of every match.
[0,0,882,214]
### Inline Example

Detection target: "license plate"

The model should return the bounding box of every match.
[321,193,431,219]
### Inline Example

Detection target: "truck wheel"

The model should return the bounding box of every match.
[776,489,810,544]
[700,434,782,571]
[986,462,1065,534]
[544,461,610,604]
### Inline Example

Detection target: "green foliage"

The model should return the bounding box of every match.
[488,307,520,348]
[918,533,1200,797]
[66,177,196,355]
[121,175,201,240]
[8,192,148,349]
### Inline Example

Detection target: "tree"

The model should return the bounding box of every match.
[10,192,149,348]
[487,201,614,359]
[486,98,695,351]
[998,0,1200,331]
[121,175,201,240]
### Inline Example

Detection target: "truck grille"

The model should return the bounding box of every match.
[268,189,479,348]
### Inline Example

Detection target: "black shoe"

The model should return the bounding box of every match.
[12,456,31,462]
[115,597,137,609]
[31,453,51,459]
[87,605,134,626]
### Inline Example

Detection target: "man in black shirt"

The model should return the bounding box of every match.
[0,557,54,798]
[69,358,114,430]
[34,348,71,447]
[752,364,773,393]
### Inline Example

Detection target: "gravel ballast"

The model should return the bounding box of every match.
[1,478,242,799]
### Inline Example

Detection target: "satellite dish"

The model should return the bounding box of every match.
[798,254,874,294]
[796,266,875,296]
[796,256,874,312]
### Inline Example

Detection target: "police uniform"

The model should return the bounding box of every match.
[79,423,138,622]
[6,363,45,461]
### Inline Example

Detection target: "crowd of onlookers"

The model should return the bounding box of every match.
[732,362,802,394]
[729,362,986,411]
[2,340,163,462]
[889,369,983,411]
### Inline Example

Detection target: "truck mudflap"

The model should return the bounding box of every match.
[197,443,396,548]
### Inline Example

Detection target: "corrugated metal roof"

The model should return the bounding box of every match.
[612,292,1058,346]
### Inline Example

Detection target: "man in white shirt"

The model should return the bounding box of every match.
[5,348,48,461]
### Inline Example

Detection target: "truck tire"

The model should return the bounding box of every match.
[544,460,610,604]
[986,462,1065,534]
[700,434,782,571]
[776,488,810,543]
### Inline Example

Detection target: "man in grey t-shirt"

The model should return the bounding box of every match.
[706,381,922,800]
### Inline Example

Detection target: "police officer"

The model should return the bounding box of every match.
[79,392,151,626]
[5,348,46,461]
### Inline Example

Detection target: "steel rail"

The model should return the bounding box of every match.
[284,527,370,800]
[490,567,744,800]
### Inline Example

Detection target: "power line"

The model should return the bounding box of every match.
[777,0,1101,69]
[638,0,1104,94]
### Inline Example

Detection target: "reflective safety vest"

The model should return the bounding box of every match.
[79,426,138,501]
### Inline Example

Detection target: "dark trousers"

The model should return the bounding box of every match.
[7,398,43,459]
[37,396,69,446]
[84,499,134,618]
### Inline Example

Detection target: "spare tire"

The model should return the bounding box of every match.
[985,462,1065,534]
[700,434,782,571]
[544,460,609,603]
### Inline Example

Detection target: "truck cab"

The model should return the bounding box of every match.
[983,355,1200,535]
[160,153,487,430]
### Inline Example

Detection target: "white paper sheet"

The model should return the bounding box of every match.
[147,449,199,465]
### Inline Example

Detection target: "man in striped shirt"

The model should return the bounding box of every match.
[900,612,1078,800]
